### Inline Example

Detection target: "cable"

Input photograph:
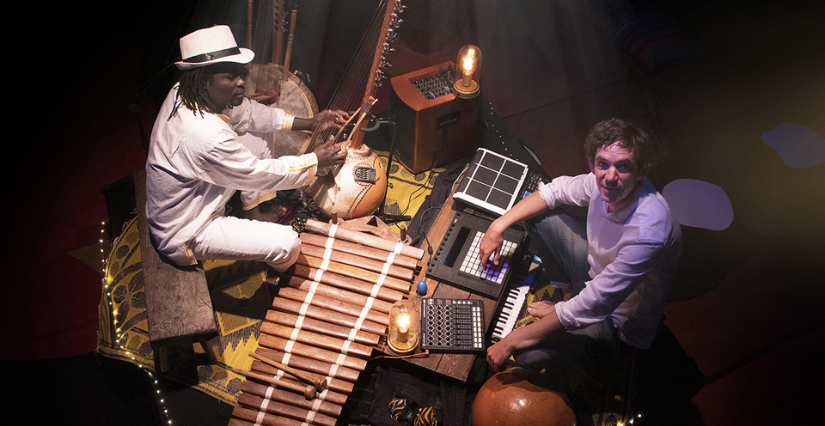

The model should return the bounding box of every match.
[370,349,430,361]
[409,206,443,258]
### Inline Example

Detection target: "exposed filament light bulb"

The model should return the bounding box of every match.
[462,52,475,87]
[396,313,411,342]
[453,45,481,99]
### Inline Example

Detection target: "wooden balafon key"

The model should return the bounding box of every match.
[229,215,424,426]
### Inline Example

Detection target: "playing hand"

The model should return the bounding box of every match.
[478,229,503,266]
[312,109,350,132]
[313,134,347,169]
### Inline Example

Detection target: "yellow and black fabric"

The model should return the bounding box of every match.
[509,283,564,333]
[96,153,443,404]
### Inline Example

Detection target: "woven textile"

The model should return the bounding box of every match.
[97,156,441,404]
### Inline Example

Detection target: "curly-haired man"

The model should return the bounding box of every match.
[480,118,682,386]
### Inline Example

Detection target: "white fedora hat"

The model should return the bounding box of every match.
[175,25,254,70]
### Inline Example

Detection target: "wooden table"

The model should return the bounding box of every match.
[398,193,501,382]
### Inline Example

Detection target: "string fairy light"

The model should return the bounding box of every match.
[98,218,174,425]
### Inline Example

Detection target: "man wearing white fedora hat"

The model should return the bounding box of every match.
[145,25,349,271]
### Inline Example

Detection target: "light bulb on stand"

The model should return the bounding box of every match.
[387,300,419,355]
[453,45,481,99]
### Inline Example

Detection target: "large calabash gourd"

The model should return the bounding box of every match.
[473,368,576,426]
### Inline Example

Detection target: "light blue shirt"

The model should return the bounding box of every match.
[538,173,682,349]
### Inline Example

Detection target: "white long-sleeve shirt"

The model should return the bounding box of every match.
[538,173,682,349]
[145,84,318,266]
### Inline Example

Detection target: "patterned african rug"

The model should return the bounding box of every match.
[96,153,443,405]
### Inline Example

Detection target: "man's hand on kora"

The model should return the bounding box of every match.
[312,110,350,132]
[313,135,347,169]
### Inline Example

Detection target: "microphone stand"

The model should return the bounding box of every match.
[361,115,411,224]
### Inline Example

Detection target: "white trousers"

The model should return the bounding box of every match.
[189,215,300,272]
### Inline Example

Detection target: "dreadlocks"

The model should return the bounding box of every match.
[170,62,250,119]
[172,66,219,118]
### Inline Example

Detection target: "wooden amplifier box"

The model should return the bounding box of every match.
[390,61,479,174]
